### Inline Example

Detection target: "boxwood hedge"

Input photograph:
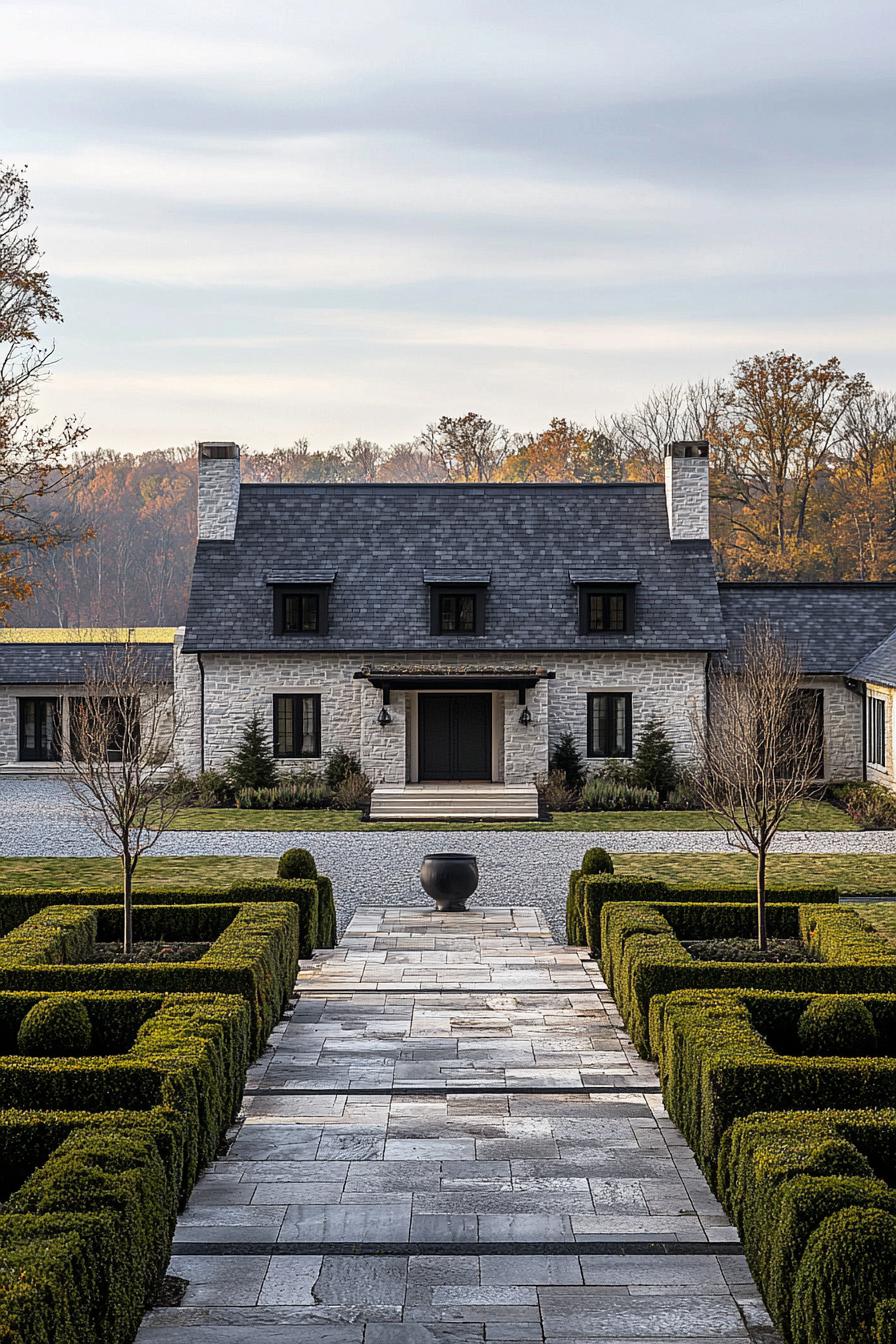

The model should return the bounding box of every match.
[600,900,896,1056]
[565,871,839,952]
[0,1107,183,1344]
[0,902,297,1055]
[715,1108,896,1344]
[0,989,248,1197]
[653,987,896,1173]
[0,875,336,958]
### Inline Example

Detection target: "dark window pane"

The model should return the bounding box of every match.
[274,694,320,758]
[588,692,631,758]
[438,592,478,634]
[301,696,316,754]
[283,592,319,633]
[588,594,604,631]
[608,594,626,631]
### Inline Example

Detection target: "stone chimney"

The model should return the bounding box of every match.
[664,440,709,541]
[197,441,241,541]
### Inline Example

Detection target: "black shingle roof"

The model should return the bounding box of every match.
[850,629,896,689]
[0,644,173,686]
[718,584,896,674]
[183,483,726,653]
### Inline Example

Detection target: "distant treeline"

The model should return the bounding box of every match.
[12,352,896,627]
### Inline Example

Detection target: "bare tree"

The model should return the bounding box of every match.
[418,412,513,481]
[63,644,184,951]
[689,622,822,948]
[610,380,728,480]
[1,162,88,618]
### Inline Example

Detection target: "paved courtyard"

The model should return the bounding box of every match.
[136,905,779,1343]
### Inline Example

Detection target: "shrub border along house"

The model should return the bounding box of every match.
[0,1107,185,1344]
[565,872,840,953]
[0,902,297,1056]
[598,900,896,1056]
[652,986,896,1174]
[0,988,249,1196]
[715,1108,896,1344]
[0,874,336,960]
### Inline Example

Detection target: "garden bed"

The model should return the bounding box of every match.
[0,1107,183,1344]
[652,985,896,1171]
[599,899,896,1056]
[0,988,249,1195]
[566,872,840,953]
[716,1108,896,1344]
[0,874,335,958]
[0,902,297,1055]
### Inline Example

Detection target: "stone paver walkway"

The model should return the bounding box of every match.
[139,906,777,1342]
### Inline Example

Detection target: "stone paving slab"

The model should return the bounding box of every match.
[137,907,779,1343]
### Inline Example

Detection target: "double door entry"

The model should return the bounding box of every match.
[418,693,492,780]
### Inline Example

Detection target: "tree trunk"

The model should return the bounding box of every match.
[756,847,768,951]
[122,853,134,954]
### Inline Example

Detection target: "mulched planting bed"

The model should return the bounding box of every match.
[83,941,212,964]
[682,936,818,964]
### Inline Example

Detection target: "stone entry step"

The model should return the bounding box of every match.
[136,907,780,1343]
[369,782,540,820]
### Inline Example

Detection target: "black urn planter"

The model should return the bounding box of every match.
[420,853,479,912]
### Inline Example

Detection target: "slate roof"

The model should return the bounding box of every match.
[850,628,896,689]
[0,644,173,686]
[718,583,896,674]
[183,483,726,654]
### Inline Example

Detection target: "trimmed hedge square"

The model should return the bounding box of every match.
[0,1107,183,1344]
[600,900,896,1056]
[0,874,337,957]
[715,1108,896,1344]
[0,901,298,1055]
[653,986,896,1174]
[0,989,248,1197]
[565,870,839,952]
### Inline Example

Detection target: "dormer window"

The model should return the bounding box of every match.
[570,570,638,637]
[582,588,631,634]
[268,571,335,637]
[424,570,489,637]
[439,591,477,634]
[283,591,320,633]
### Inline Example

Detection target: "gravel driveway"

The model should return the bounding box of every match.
[3,777,895,940]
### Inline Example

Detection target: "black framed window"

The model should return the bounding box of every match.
[274,587,329,636]
[430,587,485,636]
[69,696,140,763]
[273,693,321,758]
[868,695,886,768]
[18,697,61,762]
[587,692,632,758]
[579,587,633,635]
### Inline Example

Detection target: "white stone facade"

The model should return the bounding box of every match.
[173,644,715,784]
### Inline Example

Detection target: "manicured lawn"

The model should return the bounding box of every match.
[2,850,895,894]
[165,798,856,832]
[854,901,896,942]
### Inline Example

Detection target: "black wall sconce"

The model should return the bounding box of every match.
[377,688,392,726]
[518,688,531,726]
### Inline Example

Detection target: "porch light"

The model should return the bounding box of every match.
[519,706,532,726]
[377,704,392,726]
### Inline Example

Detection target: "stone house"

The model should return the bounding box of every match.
[0,630,175,771]
[5,442,896,815]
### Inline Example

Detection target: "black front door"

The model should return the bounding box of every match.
[419,693,492,780]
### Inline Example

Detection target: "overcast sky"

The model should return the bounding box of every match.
[4,0,894,453]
